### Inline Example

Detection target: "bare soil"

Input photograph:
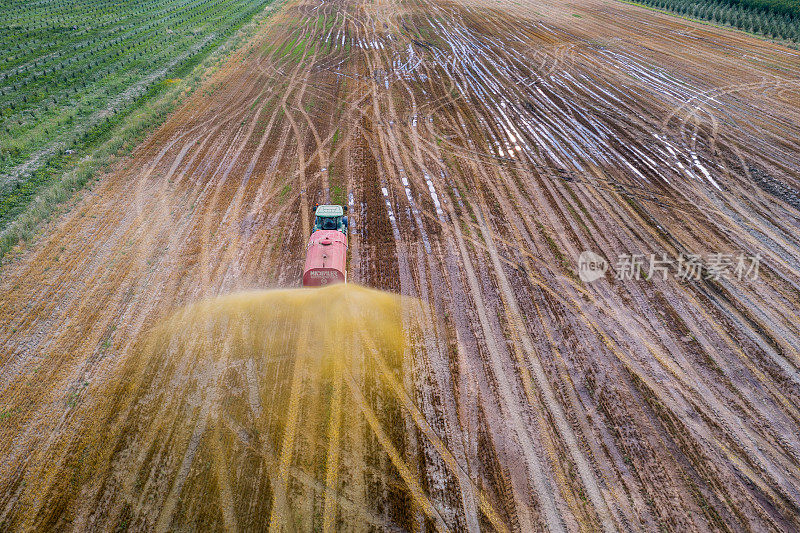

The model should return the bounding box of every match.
[2,0,800,530]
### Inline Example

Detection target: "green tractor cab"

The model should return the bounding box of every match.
[313,204,348,234]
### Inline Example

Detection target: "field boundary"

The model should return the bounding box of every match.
[614,0,800,47]
[0,0,284,263]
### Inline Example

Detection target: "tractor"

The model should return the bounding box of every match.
[302,204,349,286]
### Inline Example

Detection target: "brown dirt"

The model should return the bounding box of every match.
[2,0,800,530]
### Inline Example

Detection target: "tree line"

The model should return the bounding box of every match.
[636,0,800,43]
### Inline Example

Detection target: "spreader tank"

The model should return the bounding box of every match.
[303,205,348,286]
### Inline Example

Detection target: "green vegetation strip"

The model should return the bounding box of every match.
[0,0,277,257]
[621,0,800,43]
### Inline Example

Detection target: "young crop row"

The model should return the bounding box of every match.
[0,0,273,230]
[633,0,800,43]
